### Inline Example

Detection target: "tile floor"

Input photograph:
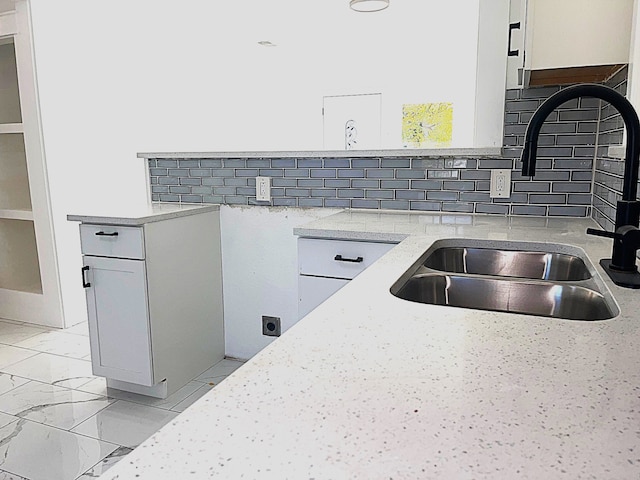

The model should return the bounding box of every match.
[0,318,244,480]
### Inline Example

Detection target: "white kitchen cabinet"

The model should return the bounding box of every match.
[507,0,633,88]
[298,237,396,319]
[83,255,153,386]
[506,0,526,89]
[74,206,224,398]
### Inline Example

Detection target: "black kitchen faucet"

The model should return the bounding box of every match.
[521,83,640,288]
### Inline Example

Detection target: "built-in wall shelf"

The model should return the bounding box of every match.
[0,4,64,327]
[0,208,33,221]
[0,123,23,134]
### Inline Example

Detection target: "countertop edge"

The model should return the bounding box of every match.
[292,227,409,243]
[137,147,503,159]
[67,203,220,226]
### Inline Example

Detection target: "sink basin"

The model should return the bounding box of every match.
[423,247,591,281]
[392,274,615,321]
[390,239,618,321]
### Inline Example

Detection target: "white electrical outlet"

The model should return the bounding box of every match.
[256,176,271,202]
[490,169,511,198]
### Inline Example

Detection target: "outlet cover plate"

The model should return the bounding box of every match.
[262,316,281,337]
[256,176,271,202]
[490,169,511,198]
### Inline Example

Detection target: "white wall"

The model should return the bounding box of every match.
[29,0,484,153]
[220,205,339,360]
[24,0,503,329]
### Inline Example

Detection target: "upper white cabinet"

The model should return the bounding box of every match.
[507,0,634,88]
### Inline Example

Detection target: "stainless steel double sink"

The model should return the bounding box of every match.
[390,240,618,321]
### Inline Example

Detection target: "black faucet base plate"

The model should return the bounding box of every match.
[599,259,640,289]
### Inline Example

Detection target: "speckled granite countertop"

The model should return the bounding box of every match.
[67,202,219,226]
[136,147,502,159]
[103,210,640,479]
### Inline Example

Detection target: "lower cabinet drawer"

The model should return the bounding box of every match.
[80,224,145,260]
[298,237,395,280]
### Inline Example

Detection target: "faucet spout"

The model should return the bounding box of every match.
[521,83,640,288]
[523,84,640,202]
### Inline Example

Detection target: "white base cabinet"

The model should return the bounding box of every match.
[76,207,224,398]
[298,237,396,319]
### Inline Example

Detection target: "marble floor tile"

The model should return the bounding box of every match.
[15,330,91,360]
[75,378,209,411]
[171,383,214,412]
[0,381,114,430]
[62,321,89,337]
[0,412,18,429]
[1,353,96,389]
[0,322,46,346]
[0,418,118,480]
[71,400,179,448]
[0,346,39,370]
[194,358,245,384]
[0,375,29,397]
[76,446,133,479]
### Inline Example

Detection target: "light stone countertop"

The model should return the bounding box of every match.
[66,202,219,226]
[102,210,640,480]
[137,147,502,159]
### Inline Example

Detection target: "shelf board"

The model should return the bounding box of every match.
[525,64,626,87]
[0,209,33,221]
[0,123,23,134]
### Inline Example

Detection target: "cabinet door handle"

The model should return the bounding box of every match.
[334,254,363,263]
[508,22,521,57]
[81,266,91,288]
[95,231,119,237]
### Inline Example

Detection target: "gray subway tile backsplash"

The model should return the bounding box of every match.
[396,189,426,200]
[203,178,225,187]
[381,180,410,189]
[511,205,547,216]
[297,179,324,188]
[380,200,410,210]
[180,177,202,186]
[337,169,364,178]
[395,169,426,179]
[365,169,395,179]
[299,159,324,168]
[272,159,296,168]
[200,159,223,168]
[513,182,550,193]
[427,191,459,201]
[148,70,637,219]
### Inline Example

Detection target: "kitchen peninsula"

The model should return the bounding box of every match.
[103,209,640,479]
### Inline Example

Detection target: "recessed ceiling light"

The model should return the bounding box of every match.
[258,40,277,47]
[350,0,390,13]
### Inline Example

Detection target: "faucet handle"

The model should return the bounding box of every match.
[586,228,622,240]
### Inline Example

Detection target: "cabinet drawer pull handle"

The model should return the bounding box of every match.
[334,254,363,263]
[508,22,521,57]
[95,231,119,237]
[81,266,91,288]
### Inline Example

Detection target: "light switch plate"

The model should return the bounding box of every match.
[490,169,511,198]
